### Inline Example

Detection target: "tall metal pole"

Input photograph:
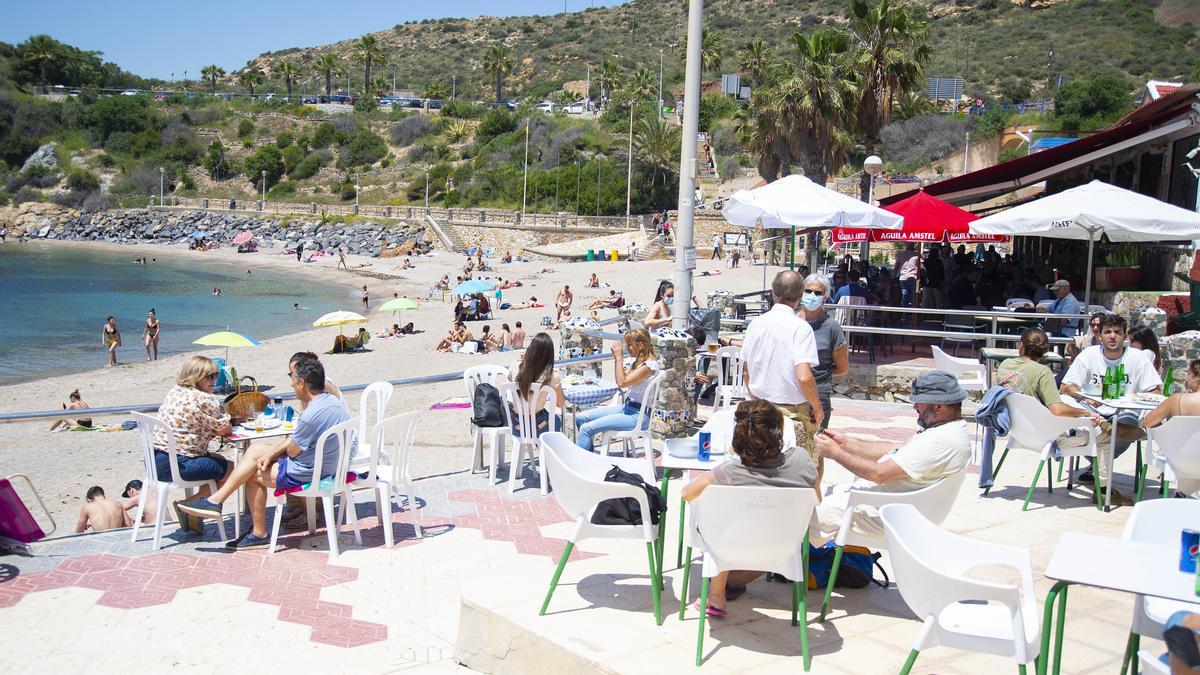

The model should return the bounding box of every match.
[585,62,591,113]
[658,48,664,118]
[962,131,970,175]
[521,121,530,217]
[425,171,430,208]
[159,167,164,206]
[625,104,634,225]
[672,0,703,329]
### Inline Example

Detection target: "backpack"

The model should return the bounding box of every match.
[470,383,506,428]
[590,465,667,526]
[806,542,888,590]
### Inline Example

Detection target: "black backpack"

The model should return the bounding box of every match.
[471,383,506,427]
[590,465,668,526]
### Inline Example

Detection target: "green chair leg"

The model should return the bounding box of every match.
[1094,466,1105,511]
[1046,457,1054,493]
[1164,478,1171,497]
[818,545,845,622]
[798,580,810,671]
[1022,460,1046,512]
[985,447,1011,496]
[1053,585,1069,675]
[1119,631,1140,675]
[678,546,693,619]
[539,541,574,615]
[1018,664,1027,675]
[695,577,710,666]
[1057,457,1064,483]
[676,497,686,568]
[1136,463,1148,502]
[646,542,662,625]
[899,648,920,675]
[791,577,800,626]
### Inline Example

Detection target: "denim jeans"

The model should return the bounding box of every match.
[900,278,917,307]
[575,403,645,451]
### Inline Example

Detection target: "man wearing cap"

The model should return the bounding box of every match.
[741,270,823,472]
[810,371,971,543]
[1040,279,1082,338]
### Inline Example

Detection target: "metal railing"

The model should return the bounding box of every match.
[0,353,610,425]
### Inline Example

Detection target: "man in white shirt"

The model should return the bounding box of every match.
[711,233,722,260]
[741,270,822,466]
[1060,313,1161,504]
[812,371,971,544]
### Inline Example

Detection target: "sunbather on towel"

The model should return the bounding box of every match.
[50,389,91,431]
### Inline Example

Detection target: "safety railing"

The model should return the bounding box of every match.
[0,352,610,425]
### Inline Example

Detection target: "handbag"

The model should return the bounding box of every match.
[590,465,667,526]
[806,542,889,590]
[224,375,269,419]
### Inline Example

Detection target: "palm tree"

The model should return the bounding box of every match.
[238,70,263,98]
[679,28,723,78]
[551,89,582,106]
[369,77,391,98]
[891,89,934,121]
[597,58,623,103]
[423,81,450,100]
[277,62,301,99]
[482,44,515,103]
[734,91,790,183]
[633,116,681,188]
[24,35,60,93]
[848,0,931,197]
[201,65,225,94]
[354,35,385,95]
[315,53,339,97]
[628,67,657,101]
[739,39,770,88]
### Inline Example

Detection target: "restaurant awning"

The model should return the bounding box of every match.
[832,189,1007,245]
[882,85,1200,208]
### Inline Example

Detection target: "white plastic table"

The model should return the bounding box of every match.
[223,422,294,540]
[1038,532,1200,675]
[1065,393,1161,512]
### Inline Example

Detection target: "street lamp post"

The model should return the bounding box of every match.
[672,0,703,329]
[585,62,591,113]
[625,103,634,226]
[425,171,430,208]
[260,170,266,208]
[158,167,164,206]
[521,120,530,218]
[658,48,664,118]
[862,155,884,262]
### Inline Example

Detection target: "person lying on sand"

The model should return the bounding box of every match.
[75,486,127,533]
[508,297,544,310]
[376,324,402,338]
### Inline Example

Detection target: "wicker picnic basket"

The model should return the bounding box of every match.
[223,376,269,419]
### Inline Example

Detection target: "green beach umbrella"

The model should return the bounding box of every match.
[377,297,420,332]
[193,330,260,365]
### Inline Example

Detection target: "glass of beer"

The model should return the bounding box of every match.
[707,343,718,354]
[254,413,264,433]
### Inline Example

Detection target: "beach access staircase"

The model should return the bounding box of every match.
[636,234,667,260]
[423,213,463,252]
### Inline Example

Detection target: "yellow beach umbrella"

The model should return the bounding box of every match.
[313,310,368,336]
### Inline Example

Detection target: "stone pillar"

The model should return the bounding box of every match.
[1161,330,1200,384]
[1131,306,1167,341]
[650,328,697,438]
[617,304,649,331]
[707,289,735,317]
[558,318,603,378]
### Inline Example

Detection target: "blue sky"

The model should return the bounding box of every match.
[1,1,627,80]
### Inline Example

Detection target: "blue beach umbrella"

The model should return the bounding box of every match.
[190,230,207,239]
[452,279,497,296]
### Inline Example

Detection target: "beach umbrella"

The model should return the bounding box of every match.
[190,230,207,239]
[452,279,497,296]
[832,189,1003,244]
[313,310,369,336]
[722,175,905,231]
[378,297,420,312]
[231,231,253,246]
[972,180,1200,305]
[193,330,259,365]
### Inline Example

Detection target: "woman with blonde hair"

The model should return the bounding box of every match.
[575,328,661,451]
[155,355,234,533]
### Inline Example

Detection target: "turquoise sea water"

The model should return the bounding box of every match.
[0,242,355,385]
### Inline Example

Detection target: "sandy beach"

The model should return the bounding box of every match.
[0,238,785,527]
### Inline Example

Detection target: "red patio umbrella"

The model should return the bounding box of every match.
[831,189,1007,245]
[231,231,254,246]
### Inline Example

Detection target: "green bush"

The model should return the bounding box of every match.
[1054,73,1132,131]
[477,108,516,144]
[441,100,486,119]
[276,131,294,148]
[343,129,388,167]
[353,96,378,113]
[237,118,255,138]
[291,152,323,180]
[243,144,284,188]
[86,95,157,142]
[311,122,336,149]
[281,145,304,174]
[698,95,739,131]
[65,168,100,192]
[202,141,233,179]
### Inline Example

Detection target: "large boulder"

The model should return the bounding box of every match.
[0,202,78,237]
[20,143,59,175]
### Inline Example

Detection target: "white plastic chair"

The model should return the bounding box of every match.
[1138,650,1170,674]
[685,485,820,669]
[597,372,663,479]
[1005,298,1035,310]
[500,381,559,494]
[880,503,1041,674]
[818,471,966,622]
[352,382,393,472]
[130,412,228,550]
[267,417,362,556]
[341,412,423,548]
[538,432,663,625]
[1141,416,1200,500]
[931,345,987,392]
[710,347,746,412]
[463,364,511,477]
[988,394,1101,511]
[1118,499,1200,674]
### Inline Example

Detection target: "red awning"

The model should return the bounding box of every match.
[832,189,1007,244]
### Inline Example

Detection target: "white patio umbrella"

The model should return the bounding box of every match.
[971,180,1200,305]
[722,174,904,282]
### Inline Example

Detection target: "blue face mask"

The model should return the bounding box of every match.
[664,296,674,306]
[800,292,824,310]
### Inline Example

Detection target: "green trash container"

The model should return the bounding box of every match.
[586,249,595,261]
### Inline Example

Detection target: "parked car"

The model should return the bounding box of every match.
[428,99,443,110]
[534,101,553,113]
[563,101,585,115]
[121,89,140,96]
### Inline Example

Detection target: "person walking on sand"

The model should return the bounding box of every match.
[337,248,348,270]
[296,241,304,262]
[102,316,121,366]
[556,285,573,322]
[361,285,369,308]
[143,309,161,361]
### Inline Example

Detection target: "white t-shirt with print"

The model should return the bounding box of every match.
[853,419,971,493]
[625,359,661,406]
[1062,344,1161,397]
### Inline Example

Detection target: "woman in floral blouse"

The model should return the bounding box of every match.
[154,356,234,531]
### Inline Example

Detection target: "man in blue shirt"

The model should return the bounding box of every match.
[1042,279,1082,337]
[181,354,352,550]
[832,270,868,304]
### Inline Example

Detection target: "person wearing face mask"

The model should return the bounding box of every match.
[798,274,849,438]
[811,371,971,544]
[644,280,676,329]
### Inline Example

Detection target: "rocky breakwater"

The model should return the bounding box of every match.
[9,208,429,257]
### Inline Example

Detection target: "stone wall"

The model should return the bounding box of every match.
[6,209,428,257]
[557,318,603,378]
[1162,330,1200,389]
[650,328,697,438]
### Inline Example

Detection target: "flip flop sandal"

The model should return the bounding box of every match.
[693,601,728,618]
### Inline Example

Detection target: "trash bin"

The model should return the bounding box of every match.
[597,249,606,260]
[610,250,619,262]
[587,249,595,261]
